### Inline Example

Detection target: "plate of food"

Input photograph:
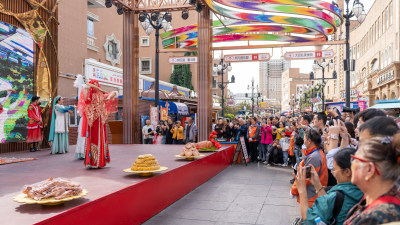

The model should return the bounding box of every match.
[124,154,168,176]
[176,143,205,160]
[13,177,88,205]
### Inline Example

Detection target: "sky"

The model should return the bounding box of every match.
[215,0,376,94]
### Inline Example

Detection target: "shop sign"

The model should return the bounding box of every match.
[224,53,270,62]
[376,70,394,85]
[150,106,158,129]
[169,57,197,64]
[85,59,123,87]
[284,50,334,60]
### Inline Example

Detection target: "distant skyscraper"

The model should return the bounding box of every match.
[259,59,291,101]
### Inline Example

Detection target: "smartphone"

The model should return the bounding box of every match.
[305,166,311,179]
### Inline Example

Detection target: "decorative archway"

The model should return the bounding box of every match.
[0,0,59,150]
[110,0,343,143]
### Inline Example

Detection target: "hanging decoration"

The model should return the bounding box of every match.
[160,0,343,49]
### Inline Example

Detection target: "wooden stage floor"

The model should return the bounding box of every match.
[0,144,234,225]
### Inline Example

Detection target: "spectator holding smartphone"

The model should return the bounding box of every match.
[291,128,328,207]
[295,148,363,225]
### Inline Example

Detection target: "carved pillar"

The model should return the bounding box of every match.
[197,8,212,141]
[123,12,140,144]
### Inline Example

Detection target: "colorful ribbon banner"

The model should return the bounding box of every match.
[161,0,343,49]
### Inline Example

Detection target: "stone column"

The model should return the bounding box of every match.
[197,8,212,141]
[123,12,141,144]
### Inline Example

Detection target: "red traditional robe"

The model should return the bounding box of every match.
[78,80,118,168]
[27,103,42,143]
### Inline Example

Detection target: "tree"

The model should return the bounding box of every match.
[170,64,194,90]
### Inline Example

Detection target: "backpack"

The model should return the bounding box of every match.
[324,187,345,225]
[295,135,304,146]
[291,189,345,225]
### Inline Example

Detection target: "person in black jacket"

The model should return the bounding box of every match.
[223,119,234,141]
[215,118,224,138]
[165,119,174,144]
[266,139,284,166]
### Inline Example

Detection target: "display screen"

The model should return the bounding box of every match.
[0,21,34,143]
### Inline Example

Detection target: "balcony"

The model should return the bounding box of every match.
[87,0,105,8]
[87,36,99,52]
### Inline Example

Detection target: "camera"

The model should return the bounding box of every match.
[305,166,311,179]
[342,107,360,114]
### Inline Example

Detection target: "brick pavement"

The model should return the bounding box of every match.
[143,163,300,225]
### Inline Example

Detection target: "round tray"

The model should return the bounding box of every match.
[13,189,88,206]
[123,166,168,176]
[197,148,218,152]
[175,154,205,161]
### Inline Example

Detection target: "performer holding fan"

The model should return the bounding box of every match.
[77,80,118,169]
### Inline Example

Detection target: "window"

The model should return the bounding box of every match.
[140,58,152,74]
[212,78,217,89]
[87,19,94,37]
[108,41,118,60]
[371,58,379,72]
[382,12,385,33]
[357,44,360,59]
[140,36,150,47]
[389,1,393,25]
[386,7,389,29]
[69,106,80,127]
[378,17,381,37]
[104,34,121,66]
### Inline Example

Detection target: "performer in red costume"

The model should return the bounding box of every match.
[27,96,42,152]
[78,80,118,169]
[209,131,222,149]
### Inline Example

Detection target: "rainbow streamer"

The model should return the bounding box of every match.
[161,0,343,49]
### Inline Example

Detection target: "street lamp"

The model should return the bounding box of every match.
[291,94,295,114]
[342,0,366,107]
[139,12,175,107]
[310,59,336,111]
[247,77,259,117]
[213,58,234,118]
[305,81,315,112]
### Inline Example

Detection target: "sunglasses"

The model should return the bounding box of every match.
[350,155,381,176]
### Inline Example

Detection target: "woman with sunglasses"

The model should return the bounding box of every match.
[344,135,400,225]
[291,128,328,207]
[296,148,363,225]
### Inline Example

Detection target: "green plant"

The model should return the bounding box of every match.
[225,113,235,121]
[170,64,194,90]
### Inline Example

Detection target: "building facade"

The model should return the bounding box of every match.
[325,0,400,106]
[281,68,311,111]
[57,0,199,145]
[259,59,291,102]
[347,0,399,105]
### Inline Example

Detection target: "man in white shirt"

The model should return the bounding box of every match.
[142,120,154,144]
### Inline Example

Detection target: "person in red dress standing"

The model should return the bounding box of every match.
[27,96,42,152]
[78,80,118,169]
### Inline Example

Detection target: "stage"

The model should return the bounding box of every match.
[0,144,235,225]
